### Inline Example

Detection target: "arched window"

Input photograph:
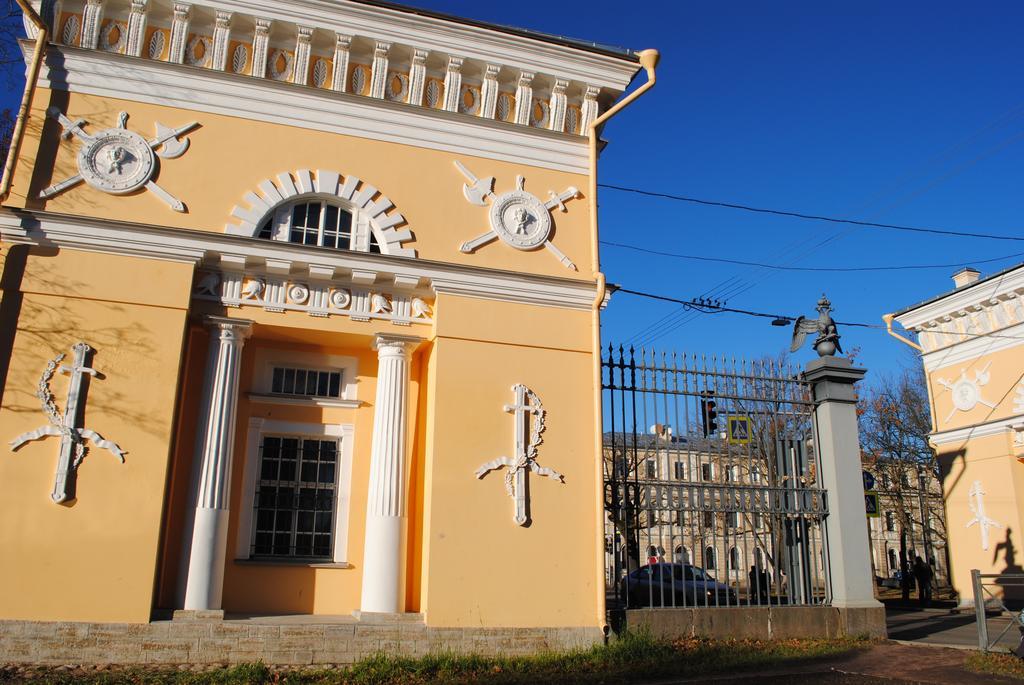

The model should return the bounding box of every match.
[728,546,740,570]
[675,545,690,564]
[754,548,764,569]
[256,199,383,254]
[704,546,716,570]
[887,548,898,570]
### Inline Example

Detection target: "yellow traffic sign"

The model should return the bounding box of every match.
[726,415,751,445]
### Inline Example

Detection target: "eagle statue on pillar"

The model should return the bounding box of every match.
[790,294,843,357]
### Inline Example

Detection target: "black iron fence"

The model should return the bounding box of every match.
[602,346,831,624]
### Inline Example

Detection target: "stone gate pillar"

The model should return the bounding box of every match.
[803,356,881,610]
[183,316,252,611]
[359,334,420,614]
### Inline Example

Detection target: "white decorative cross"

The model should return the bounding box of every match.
[9,343,125,503]
[966,480,1002,551]
[475,384,563,526]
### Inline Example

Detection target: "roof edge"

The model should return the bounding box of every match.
[347,0,641,63]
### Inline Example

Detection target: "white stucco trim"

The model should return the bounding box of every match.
[235,418,355,564]
[251,348,358,401]
[194,0,639,91]
[928,414,1023,446]
[33,45,592,175]
[922,321,1024,372]
[0,210,602,311]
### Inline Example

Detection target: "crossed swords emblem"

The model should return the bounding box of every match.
[39,107,198,212]
[454,160,581,271]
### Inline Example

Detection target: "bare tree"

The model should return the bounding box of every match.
[859,366,936,600]
[0,0,26,89]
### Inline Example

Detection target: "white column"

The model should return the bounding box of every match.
[803,356,882,609]
[408,49,428,106]
[480,64,500,119]
[168,3,190,65]
[211,11,232,71]
[125,0,149,57]
[579,84,600,132]
[183,316,253,611]
[359,334,419,614]
[251,18,272,79]
[331,33,352,93]
[370,41,392,99]
[548,78,569,132]
[81,0,104,49]
[293,25,314,86]
[514,71,534,126]
[442,55,464,113]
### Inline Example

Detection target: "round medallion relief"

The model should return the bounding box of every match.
[488,189,552,250]
[77,128,156,195]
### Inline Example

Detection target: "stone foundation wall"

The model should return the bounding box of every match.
[626,606,888,640]
[0,615,603,666]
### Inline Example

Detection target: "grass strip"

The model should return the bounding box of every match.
[965,651,1024,680]
[0,631,872,684]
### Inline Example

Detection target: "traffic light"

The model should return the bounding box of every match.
[700,393,718,437]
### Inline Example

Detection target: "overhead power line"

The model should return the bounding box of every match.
[612,286,1024,343]
[598,184,1024,242]
[601,240,1024,272]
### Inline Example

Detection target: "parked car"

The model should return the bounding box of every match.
[620,563,738,607]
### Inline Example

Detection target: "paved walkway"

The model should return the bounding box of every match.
[886,606,1020,650]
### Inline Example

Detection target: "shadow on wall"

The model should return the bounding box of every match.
[993,527,1024,610]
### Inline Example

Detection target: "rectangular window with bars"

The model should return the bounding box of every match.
[271,366,342,399]
[251,436,338,560]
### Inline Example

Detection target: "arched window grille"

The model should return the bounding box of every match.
[256,199,383,254]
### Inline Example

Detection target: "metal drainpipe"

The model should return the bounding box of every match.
[587,48,658,630]
[0,0,48,206]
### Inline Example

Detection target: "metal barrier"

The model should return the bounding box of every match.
[971,569,1024,652]
[603,346,830,626]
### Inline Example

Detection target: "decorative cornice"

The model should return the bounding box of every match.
[39,0,639,141]
[929,414,1024,447]
[34,45,591,175]
[0,210,601,311]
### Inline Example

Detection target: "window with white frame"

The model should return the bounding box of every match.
[673,461,685,480]
[251,435,339,559]
[271,365,342,399]
[257,199,382,254]
[701,462,714,482]
[237,415,356,565]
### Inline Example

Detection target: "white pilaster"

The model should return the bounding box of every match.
[514,71,534,126]
[251,18,272,79]
[293,25,314,86]
[210,10,232,71]
[480,64,500,119]
[81,0,104,50]
[168,3,190,64]
[407,48,428,106]
[331,33,352,93]
[442,55,464,113]
[548,79,569,133]
[370,41,391,99]
[125,0,149,57]
[183,316,253,611]
[803,357,882,609]
[359,334,420,614]
[580,84,600,132]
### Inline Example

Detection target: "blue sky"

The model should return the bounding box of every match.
[4,1,1023,381]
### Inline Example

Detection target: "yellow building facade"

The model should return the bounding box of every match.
[890,266,1024,606]
[0,0,653,636]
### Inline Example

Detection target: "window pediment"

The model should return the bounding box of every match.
[225,169,416,258]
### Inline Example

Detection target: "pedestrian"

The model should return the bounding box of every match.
[913,555,933,606]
